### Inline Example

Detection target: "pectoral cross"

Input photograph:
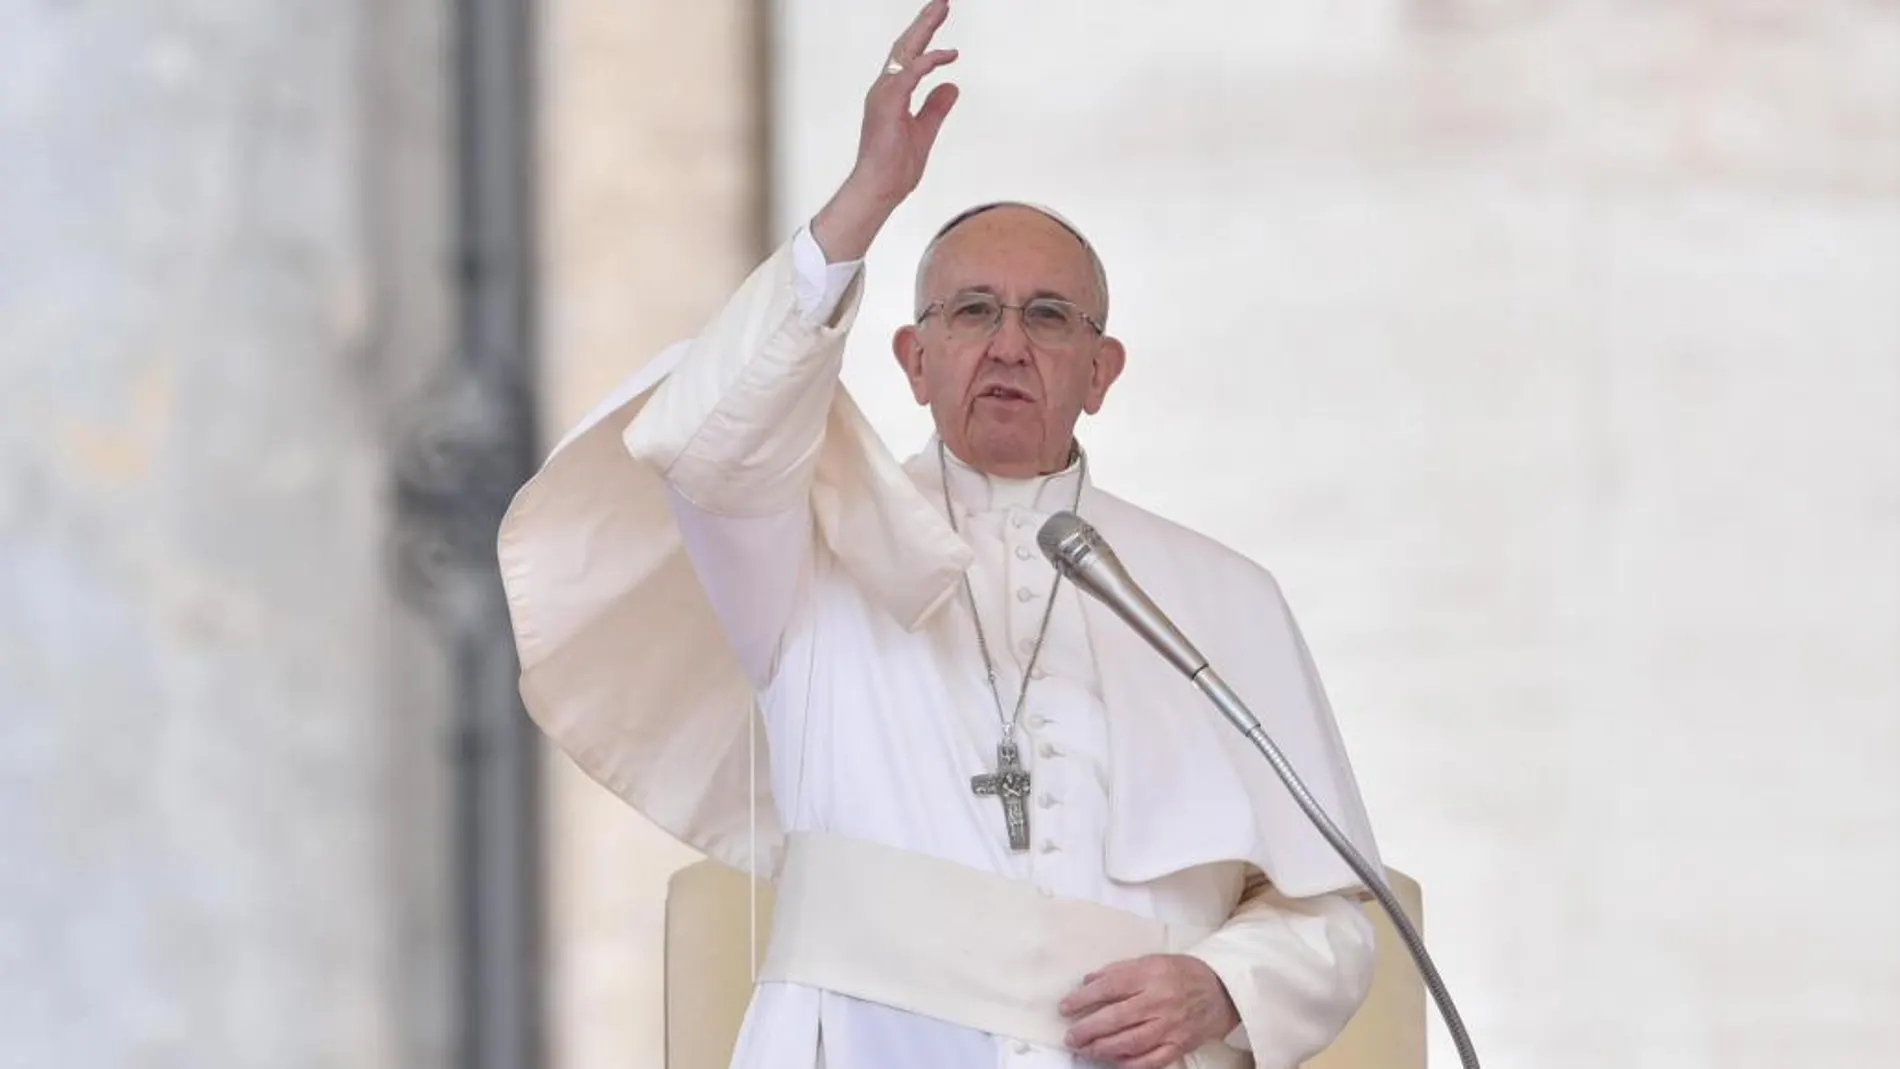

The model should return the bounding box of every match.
[971,739,1033,852]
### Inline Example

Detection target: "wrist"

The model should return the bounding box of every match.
[811,171,902,263]
[1179,953,1242,1042]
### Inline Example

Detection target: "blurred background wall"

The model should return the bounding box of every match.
[1,2,467,1067]
[769,3,1900,1068]
[3,1,1895,1068]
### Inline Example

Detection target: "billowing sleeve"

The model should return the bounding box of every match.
[621,225,864,685]
[495,222,964,876]
[1185,872,1378,1068]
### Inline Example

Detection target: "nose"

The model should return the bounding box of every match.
[986,307,1033,364]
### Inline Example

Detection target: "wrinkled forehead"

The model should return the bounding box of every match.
[914,201,1110,319]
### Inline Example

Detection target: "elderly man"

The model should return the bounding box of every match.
[498,2,1383,1067]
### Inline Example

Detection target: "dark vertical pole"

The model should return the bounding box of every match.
[390,0,539,1063]
[450,1,542,1068]
[748,0,779,254]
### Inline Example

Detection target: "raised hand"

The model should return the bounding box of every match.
[812,0,961,262]
[852,0,961,207]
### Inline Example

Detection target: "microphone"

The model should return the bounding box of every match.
[1036,511,1264,744]
[1035,511,1208,680]
[1035,510,1483,1069]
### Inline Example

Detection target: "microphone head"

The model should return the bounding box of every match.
[1037,511,1101,577]
[1037,510,1208,677]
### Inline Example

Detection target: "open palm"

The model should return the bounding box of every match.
[849,0,962,206]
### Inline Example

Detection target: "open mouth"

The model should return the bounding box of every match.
[977,385,1035,403]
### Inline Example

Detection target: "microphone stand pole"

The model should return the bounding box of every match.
[1192,667,1482,1069]
[1039,511,1481,1067]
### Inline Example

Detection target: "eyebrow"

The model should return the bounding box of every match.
[953,284,1080,305]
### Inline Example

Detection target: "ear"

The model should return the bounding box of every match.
[892,325,930,405]
[1081,335,1127,415]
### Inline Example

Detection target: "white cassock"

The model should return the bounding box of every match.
[497,225,1387,1069]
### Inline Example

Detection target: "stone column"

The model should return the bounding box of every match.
[0,2,458,1067]
[536,2,768,1067]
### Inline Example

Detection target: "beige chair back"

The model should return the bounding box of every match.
[663,861,1425,1068]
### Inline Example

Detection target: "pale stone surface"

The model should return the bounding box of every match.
[0,3,459,1069]
[536,3,766,1068]
[771,2,1900,1066]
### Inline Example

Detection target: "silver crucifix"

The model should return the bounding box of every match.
[971,739,1033,851]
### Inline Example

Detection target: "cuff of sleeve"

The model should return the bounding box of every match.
[1223,1021,1252,1053]
[623,237,864,516]
[1185,897,1377,1069]
[792,224,864,328]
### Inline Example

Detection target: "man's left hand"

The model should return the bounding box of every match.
[1058,953,1241,1068]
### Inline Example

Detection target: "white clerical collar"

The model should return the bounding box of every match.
[929,435,1089,517]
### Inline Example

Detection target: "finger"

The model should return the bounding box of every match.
[893,0,951,62]
[871,50,955,120]
[1057,983,1117,1020]
[1079,1019,1169,1064]
[1064,999,1152,1052]
[900,47,959,87]
[914,82,959,147]
[1059,968,1137,1018]
[878,46,956,100]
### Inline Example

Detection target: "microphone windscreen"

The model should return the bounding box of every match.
[1036,511,1093,570]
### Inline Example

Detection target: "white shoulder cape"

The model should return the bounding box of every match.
[496,246,1382,900]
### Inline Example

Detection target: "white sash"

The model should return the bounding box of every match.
[756,832,1247,1067]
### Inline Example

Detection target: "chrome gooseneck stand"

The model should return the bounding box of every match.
[1193,670,1480,1069]
[1038,512,1481,1069]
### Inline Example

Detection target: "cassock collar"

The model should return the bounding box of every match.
[914,435,1091,523]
